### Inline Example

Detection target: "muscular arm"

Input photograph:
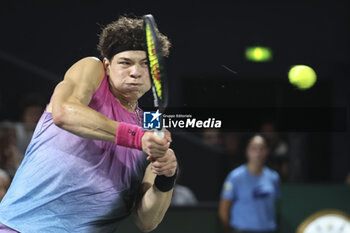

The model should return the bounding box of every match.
[48,57,169,157]
[218,198,233,233]
[135,149,177,232]
[48,57,118,142]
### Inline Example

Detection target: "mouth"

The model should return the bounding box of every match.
[126,83,142,86]
[126,83,143,90]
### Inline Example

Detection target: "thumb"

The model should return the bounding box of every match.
[163,129,172,143]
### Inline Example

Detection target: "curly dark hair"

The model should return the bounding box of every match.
[97,16,171,60]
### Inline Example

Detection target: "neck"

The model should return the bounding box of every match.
[247,163,263,175]
[115,95,137,112]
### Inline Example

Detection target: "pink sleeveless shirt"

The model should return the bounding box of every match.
[0,74,148,232]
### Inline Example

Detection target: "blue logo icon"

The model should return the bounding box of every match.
[143,110,162,129]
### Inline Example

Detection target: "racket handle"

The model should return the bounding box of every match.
[154,129,164,138]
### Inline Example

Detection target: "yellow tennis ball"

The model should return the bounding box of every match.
[288,65,317,90]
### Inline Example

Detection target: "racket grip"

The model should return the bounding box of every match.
[154,129,164,138]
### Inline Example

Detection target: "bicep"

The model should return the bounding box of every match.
[51,57,105,109]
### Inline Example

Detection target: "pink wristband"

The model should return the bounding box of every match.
[115,122,145,150]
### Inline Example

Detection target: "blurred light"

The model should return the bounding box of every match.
[245,46,272,62]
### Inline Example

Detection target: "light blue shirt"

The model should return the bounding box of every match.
[221,164,280,231]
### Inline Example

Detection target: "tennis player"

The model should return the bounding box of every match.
[0,16,177,232]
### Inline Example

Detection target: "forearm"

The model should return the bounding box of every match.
[135,185,173,232]
[218,199,232,233]
[218,214,231,233]
[53,101,118,142]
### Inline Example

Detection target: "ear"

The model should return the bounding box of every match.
[103,58,111,76]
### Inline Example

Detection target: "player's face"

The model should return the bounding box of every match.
[104,51,151,102]
[246,136,268,166]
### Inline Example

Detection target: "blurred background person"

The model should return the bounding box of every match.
[0,123,20,178]
[14,93,45,158]
[0,169,10,202]
[222,132,243,172]
[218,134,280,233]
[201,128,222,147]
[260,122,289,182]
[170,184,198,207]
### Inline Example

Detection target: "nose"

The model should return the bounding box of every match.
[130,64,142,79]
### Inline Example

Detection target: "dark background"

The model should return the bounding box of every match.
[0,0,349,201]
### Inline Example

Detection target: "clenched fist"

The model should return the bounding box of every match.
[150,149,177,177]
[141,130,172,160]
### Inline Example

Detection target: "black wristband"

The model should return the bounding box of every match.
[154,170,178,192]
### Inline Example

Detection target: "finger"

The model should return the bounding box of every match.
[153,160,177,171]
[151,160,167,168]
[150,134,168,146]
[148,138,169,152]
[149,151,168,160]
[147,153,168,161]
[151,162,177,175]
[151,165,175,175]
[145,141,168,154]
[149,148,175,162]
[151,148,168,158]
[152,146,168,154]
[146,149,167,161]
[163,129,172,143]
[151,156,170,163]
[151,157,177,170]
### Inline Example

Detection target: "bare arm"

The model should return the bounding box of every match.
[47,57,169,158]
[135,149,177,232]
[47,57,118,142]
[218,198,232,233]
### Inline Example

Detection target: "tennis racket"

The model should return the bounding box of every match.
[143,14,168,138]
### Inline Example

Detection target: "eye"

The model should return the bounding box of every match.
[119,61,130,65]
